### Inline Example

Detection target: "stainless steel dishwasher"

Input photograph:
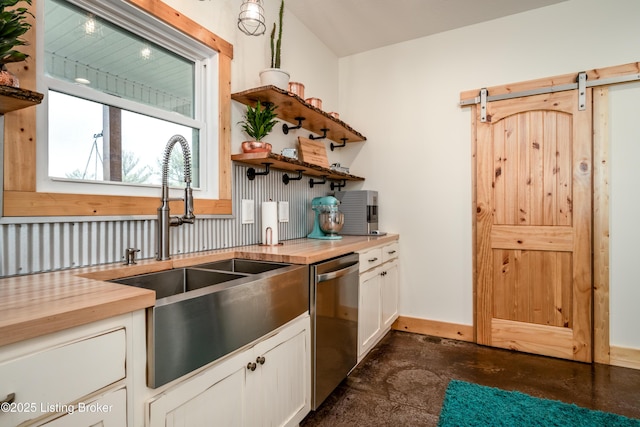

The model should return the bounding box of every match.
[310,253,360,410]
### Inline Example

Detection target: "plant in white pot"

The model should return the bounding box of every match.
[0,0,33,87]
[259,0,289,90]
[239,100,278,153]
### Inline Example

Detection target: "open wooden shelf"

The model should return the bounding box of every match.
[0,86,43,114]
[231,151,365,182]
[231,85,366,143]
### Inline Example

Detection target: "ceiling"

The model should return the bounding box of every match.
[286,0,568,57]
[45,0,194,114]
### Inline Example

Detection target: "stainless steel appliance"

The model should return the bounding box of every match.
[310,253,360,409]
[112,260,308,388]
[335,190,383,236]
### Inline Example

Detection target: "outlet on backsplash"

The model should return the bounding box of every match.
[279,201,289,222]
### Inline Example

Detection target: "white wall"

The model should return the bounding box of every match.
[609,82,640,349]
[338,0,640,348]
[163,0,340,156]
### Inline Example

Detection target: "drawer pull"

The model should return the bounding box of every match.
[1,393,15,405]
[387,250,397,255]
[368,257,378,263]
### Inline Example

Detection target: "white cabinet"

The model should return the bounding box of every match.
[381,259,399,330]
[0,313,138,427]
[358,241,399,361]
[148,314,310,427]
[358,267,382,357]
[43,387,127,427]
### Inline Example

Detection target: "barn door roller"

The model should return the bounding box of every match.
[480,88,488,122]
[577,72,587,111]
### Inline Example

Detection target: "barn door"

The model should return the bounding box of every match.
[475,89,593,362]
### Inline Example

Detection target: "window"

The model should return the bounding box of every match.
[38,0,218,197]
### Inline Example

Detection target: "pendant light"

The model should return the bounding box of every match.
[238,0,266,36]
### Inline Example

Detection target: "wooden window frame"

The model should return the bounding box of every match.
[2,0,233,217]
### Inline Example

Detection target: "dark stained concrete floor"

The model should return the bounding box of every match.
[301,331,640,426]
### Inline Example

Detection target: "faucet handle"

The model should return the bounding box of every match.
[183,186,196,223]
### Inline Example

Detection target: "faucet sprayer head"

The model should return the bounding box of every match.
[161,134,193,187]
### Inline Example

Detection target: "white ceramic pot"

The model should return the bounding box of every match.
[259,68,290,90]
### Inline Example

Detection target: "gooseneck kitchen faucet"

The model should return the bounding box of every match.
[156,135,196,260]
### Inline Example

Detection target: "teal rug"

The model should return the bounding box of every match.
[438,380,640,427]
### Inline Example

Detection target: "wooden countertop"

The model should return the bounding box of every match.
[0,235,398,347]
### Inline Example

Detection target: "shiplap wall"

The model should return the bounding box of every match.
[0,164,331,277]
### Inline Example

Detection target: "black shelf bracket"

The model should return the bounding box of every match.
[247,163,272,180]
[308,128,329,140]
[309,175,327,188]
[282,170,304,185]
[282,117,305,134]
[330,138,348,151]
[330,179,347,191]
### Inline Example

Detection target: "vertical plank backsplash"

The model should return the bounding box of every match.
[0,164,330,277]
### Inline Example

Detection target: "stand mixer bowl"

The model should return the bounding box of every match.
[318,210,344,235]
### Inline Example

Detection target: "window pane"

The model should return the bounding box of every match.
[48,91,200,188]
[44,0,195,118]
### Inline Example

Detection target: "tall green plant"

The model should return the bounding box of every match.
[0,0,33,65]
[239,100,277,141]
[269,0,284,68]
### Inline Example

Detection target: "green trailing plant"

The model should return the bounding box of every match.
[0,0,33,65]
[269,0,283,68]
[239,100,278,141]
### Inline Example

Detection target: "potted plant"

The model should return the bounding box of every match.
[239,100,278,153]
[0,0,33,87]
[259,0,289,90]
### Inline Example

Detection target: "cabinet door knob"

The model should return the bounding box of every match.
[247,362,257,371]
[256,356,266,365]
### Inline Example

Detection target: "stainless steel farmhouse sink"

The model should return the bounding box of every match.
[192,258,290,274]
[110,259,309,388]
[111,268,247,299]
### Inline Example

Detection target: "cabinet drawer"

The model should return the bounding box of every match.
[358,247,382,272]
[43,387,127,427]
[382,242,399,263]
[0,329,126,426]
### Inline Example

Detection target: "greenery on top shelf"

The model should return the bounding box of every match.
[269,0,284,68]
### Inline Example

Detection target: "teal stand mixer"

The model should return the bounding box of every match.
[308,196,344,240]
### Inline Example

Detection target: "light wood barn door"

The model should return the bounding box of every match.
[475,89,593,362]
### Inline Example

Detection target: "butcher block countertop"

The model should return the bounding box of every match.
[0,234,398,347]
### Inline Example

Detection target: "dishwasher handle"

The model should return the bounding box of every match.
[317,263,359,282]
